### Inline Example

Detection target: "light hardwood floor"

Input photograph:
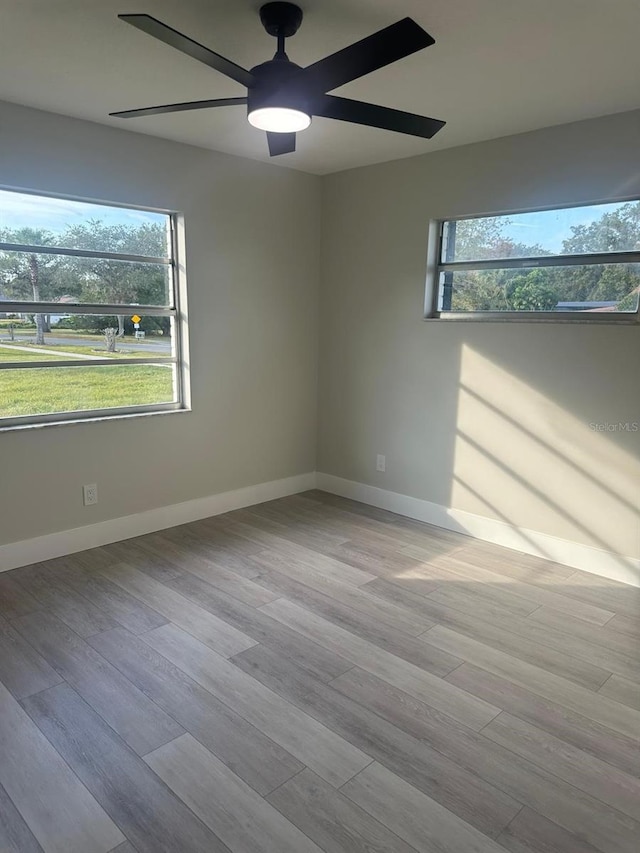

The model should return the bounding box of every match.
[0,490,638,853]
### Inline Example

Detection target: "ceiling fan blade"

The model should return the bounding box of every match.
[313,95,445,140]
[110,97,247,119]
[267,132,296,156]
[118,14,254,88]
[298,18,434,94]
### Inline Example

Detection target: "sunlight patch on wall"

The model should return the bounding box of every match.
[452,345,639,559]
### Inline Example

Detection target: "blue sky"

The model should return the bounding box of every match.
[497,201,629,253]
[0,189,167,234]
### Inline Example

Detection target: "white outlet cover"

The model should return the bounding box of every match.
[376,455,386,472]
[83,483,98,506]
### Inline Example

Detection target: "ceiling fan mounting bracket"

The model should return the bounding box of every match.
[259,3,303,39]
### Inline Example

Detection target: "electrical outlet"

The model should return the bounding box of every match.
[83,483,98,506]
[376,454,386,472]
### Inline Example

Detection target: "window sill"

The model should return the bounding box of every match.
[0,405,191,433]
[424,312,639,324]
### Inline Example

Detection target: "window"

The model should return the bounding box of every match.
[426,199,640,320]
[0,188,187,428]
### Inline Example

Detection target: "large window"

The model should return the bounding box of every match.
[0,188,187,428]
[426,199,640,320]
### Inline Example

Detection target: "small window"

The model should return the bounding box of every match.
[0,188,187,428]
[426,200,640,320]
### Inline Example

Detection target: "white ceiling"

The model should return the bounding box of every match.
[2,0,640,174]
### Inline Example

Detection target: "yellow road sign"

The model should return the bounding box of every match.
[131,314,141,324]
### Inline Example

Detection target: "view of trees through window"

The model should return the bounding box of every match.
[438,200,640,314]
[0,190,181,424]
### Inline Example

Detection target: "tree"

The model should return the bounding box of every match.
[506,270,559,311]
[0,228,67,344]
[60,220,167,335]
[561,201,640,307]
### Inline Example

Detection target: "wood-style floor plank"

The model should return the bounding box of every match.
[364,577,611,690]
[88,626,303,794]
[145,733,323,853]
[45,561,169,635]
[259,597,503,731]
[13,610,183,756]
[447,536,576,582]
[0,682,124,853]
[425,583,540,621]
[301,491,467,554]
[230,504,352,551]
[319,536,429,579]
[252,548,431,635]
[532,569,640,620]
[0,571,41,619]
[142,622,372,787]
[427,624,640,740]
[233,643,521,838]
[212,515,376,586]
[341,761,506,853]
[447,662,640,779]
[286,493,452,561]
[604,612,640,639]
[483,712,640,819]
[130,533,277,607]
[103,540,183,582]
[175,521,266,578]
[497,808,604,853]
[529,604,640,654]
[522,606,640,683]
[164,570,353,681]
[0,782,45,853]
[254,569,458,678]
[13,564,117,637]
[0,614,62,699]
[266,768,417,853]
[401,545,615,626]
[21,683,227,853]
[598,674,640,710]
[98,562,257,658]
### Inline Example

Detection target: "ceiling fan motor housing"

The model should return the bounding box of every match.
[247,58,311,118]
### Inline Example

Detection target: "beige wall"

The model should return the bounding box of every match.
[318,109,640,559]
[0,101,321,547]
[2,101,638,563]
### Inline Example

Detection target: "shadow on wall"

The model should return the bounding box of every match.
[450,343,639,579]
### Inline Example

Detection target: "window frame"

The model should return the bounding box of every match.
[0,187,189,430]
[424,199,640,323]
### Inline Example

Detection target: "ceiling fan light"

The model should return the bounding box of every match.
[248,106,311,133]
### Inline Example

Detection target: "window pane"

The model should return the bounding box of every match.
[0,251,171,306]
[441,264,640,313]
[0,362,175,419]
[0,189,169,257]
[0,314,174,360]
[443,201,640,262]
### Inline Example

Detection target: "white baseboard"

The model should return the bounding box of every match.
[0,472,317,572]
[317,472,640,588]
[3,468,637,588]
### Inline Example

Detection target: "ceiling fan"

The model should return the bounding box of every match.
[111,2,445,157]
